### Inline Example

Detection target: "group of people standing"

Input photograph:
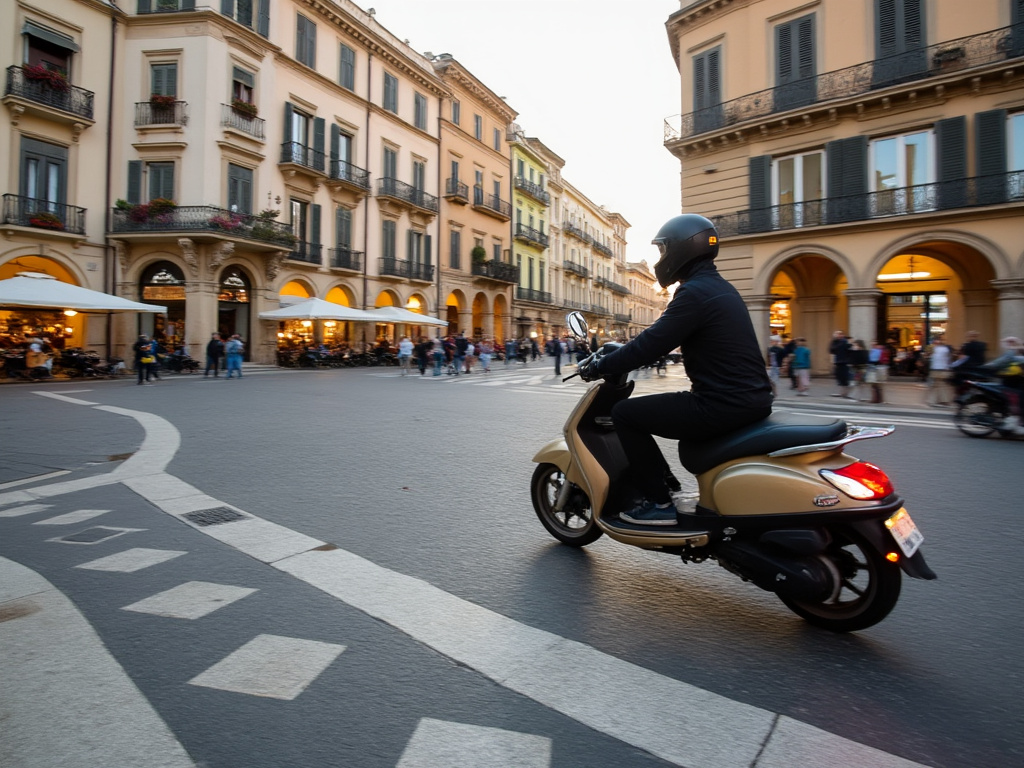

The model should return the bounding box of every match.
[397,332,497,377]
[131,332,245,384]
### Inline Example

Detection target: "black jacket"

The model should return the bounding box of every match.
[206,338,224,358]
[597,261,772,409]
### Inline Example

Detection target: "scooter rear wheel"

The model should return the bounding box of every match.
[531,463,603,546]
[779,526,901,633]
[954,395,1001,438]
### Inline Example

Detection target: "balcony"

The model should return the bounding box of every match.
[665,23,1024,143]
[563,260,590,279]
[514,223,549,248]
[109,204,298,251]
[378,258,434,282]
[444,178,469,204]
[614,312,632,324]
[472,187,512,220]
[376,178,438,218]
[593,241,613,257]
[329,159,370,190]
[137,0,195,12]
[279,141,326,174]
[221,103,265,140]
[329,247,363,272]
[710,171,1024,238]
[3,65,94,123]
[135,100,188,128]
[595,276,630,294]
[514,176,550,205]
[471,260,519,284]
[562,299,591,311]
[590,304,610,316]
[563,222,589,243]
[517,287,553,304]
[2,194,86,236]
[288,240,322,265]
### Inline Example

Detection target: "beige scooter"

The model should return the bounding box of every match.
[531,313,935,632]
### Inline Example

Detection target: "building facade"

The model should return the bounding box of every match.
[665,0,1024,373]
[509,133,555,341]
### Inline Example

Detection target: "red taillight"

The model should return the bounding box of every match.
[820,461,894,500]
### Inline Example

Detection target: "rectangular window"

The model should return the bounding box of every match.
[339,44,355,90]
[493,243,501,262]
[1011,113,1024,172]
[383,72,398,113]
[291,199,308,241]
[493,179,501,201]
[232,66,254,103]
[222,0,266,33]
[775,14,815,111]
[227,163,253,214]
[773,151,824,227]
[493,127,501,151]
[414,92,428,130]
[693,47,722,132]
[451,99,460,124]
[150,63,177,97]
[873,0,926,86]
[336,207,352,249]
[450,159,459,182]
[23,21,74,75]
[20,137,67,208]
[516,159,524,177]
[450,229,461,269]
[383,146,397,179]
[382,219,396,261]
[474,114,482,141]
[870,130,933,214]
[148,162,174,202]
[296,14,316,68]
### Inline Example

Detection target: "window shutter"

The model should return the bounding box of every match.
[313,117,325,171]
[407,229,415,261]
[826,137,867,223]
[775,15,815,111]
[935,116,967,209]
[221,0,234,15]
[693,48,722,132]
[796,16,814,79]
[283,102,293,144]
[336,208,351,249]
[876,0,898,58]
[232,67,254,89]
[138,0,152,13]
[181,0,195,10]
[776,23,793,84]
[1012,0,1024,56]
[150,163,174,201]
[975,109,1008,205]
[450,230,460,269]
[257,0,270,37]
[311,204,321,246]
[747,155,772,233]
[425,234,432,267]
[296,16,307,64]
[307,19,317,67]
[127,161,142,205]
[340,44,355,90]
[874,0,926,86]
[330,122,340,168]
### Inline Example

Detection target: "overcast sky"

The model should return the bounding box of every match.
[366,0,683,265]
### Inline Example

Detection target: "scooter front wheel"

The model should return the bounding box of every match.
[779,526,901,633]
[954,394,1000,438]
[530,463,603,546]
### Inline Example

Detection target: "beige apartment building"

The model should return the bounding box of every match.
[1,0,117,353]
[624,259,666,338]
[665,0,1024,373]
[432,53,518,343]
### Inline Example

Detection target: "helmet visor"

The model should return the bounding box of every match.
[652,239,668,258]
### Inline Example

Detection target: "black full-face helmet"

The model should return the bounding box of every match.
[651,214,719,287]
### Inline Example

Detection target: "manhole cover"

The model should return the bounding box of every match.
[59,526,135,544]
[182,507,247,527]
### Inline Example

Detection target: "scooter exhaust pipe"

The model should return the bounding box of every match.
[715,540,834,601]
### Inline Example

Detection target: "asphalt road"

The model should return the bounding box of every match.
[1,365,1021,768]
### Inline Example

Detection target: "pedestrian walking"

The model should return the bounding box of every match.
[225,334,244,378]
[414,336,429,375]
[849,340,869,401]
[767,335,786,397]
[782,334,798,390]
[924,334,954,406]
[204,333,224,377]
[397,335,413,376]
[868,339,890,403]
[464,339,475,373]
[147,337,164,381]
[829,330,854,399]
[432,336,445,376]
[792,337,811,396]
[504,338,515,365]
[548,335,561,376]
[453,331,468,375]
[477,338,493,372]
[133,334,155,385]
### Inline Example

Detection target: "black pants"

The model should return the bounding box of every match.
[611,392,771,504]
[552,354,560,376]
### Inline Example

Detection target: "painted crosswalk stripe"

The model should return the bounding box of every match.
[76,547,187,573]
[122,581,257,620]
[0,471,70,490]
[34,509,111,526]
[187,634,345,700]
[0,503,52,518]
[397,718,552,768]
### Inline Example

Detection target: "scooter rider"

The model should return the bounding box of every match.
[578,214,773,525]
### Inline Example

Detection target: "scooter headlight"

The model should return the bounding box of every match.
[820,461,894,500]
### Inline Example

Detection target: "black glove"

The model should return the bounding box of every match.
[577,355,602,382]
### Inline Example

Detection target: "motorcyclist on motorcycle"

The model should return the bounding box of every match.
[578,214,773,525]
[985,336,1024,434]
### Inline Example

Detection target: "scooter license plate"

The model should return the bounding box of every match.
[885,508,924,557]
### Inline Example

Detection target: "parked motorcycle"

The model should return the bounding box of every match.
[954,376,1024,439]
[162,353,200,374]
[530,312,935,632]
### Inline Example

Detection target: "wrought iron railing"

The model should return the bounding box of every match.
[614,312,632,323]
[110,204,296,246]
[592,241,613,257]
[595,276,630,294]
[472,190,512,218]
[514,176,550,205]
[137,0,195,12]
[517,287,553,304]
[710,171,1024,237]
[4,66,94,120]
[444,178,469,201]
[563,222,588,243]
[515,224,549,248]
[563,260,590,278]
[590,304,610,316]
[562,299,591,311]
[471,260,518,283]
[288,240,322,264]
[221,103,265,139]
[377,178,438,213]
[279,141,326,173]
[2,194,86,235]
[330,159,370,189]
[665,23,1024,142]
[135,100,188,127]
[329,247,363,271]
[379,258,434,281]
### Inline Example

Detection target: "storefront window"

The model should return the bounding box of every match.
[139,261,186,349]
[217,268,250,358]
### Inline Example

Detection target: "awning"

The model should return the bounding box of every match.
[23,21,79,52]
[364,306,449,327]
[0,272,165,313]
[257,297,375,321]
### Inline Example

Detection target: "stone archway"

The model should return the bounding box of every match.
[493,293,509,343]
[470,291,489,339]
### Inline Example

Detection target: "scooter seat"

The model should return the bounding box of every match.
[678,413,847,475]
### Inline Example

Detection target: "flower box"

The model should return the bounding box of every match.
[149,94,177,108]
[28,212,65,231]
[231,99,259,118]
[22,64,70,93]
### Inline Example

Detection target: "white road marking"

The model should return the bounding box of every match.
[0,471,70,490]
[33,391,100,405]
[0,503,52,518]
[122,581,258,620]
[48,526,144,545]
[34,509,112,526]
[75,547,187,573]
[187,634,345,700]
[397,718,552,768]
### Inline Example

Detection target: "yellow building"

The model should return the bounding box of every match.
[509,133,554,340]
[665,0,1024,373]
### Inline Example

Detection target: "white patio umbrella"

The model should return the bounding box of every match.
[0,272,166,313]
[364,305,449,327]
[257,297,375,322]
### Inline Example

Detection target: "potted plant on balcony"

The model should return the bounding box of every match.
[22,64,70,93]
[149,93,177,108]
[471,245,487,265]
[27,211,65,231]
[231,98,259,118]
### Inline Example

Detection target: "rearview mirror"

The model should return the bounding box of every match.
[566,311,588,339]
